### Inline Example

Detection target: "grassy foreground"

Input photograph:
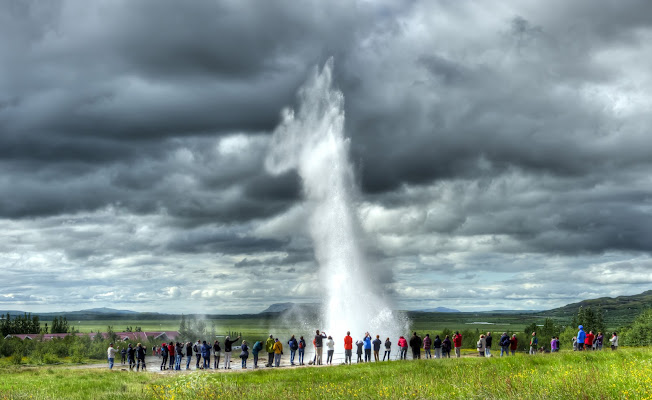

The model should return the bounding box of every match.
[1,349,651,399]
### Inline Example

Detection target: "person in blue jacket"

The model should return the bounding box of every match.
[201,340,211,369]
[577,325,586,351]
[363,332,372,362]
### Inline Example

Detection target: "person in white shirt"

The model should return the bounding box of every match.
[107,343,118,370]
[609,332,619,350]
[326,336,335,365]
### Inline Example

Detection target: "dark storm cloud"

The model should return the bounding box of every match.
[2,0,651,312]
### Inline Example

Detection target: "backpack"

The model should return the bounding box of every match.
[290,339,298,351]
[299,341,304,349]
[193,344,198,353]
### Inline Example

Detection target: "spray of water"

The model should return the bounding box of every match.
[266,59,408,345]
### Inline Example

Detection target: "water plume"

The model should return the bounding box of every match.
[266,59,407,344]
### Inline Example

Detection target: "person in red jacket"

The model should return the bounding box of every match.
[510,334,518,356]
[585,331,595,350]
[344,331,353,364]
[397,336,408,360]
[167,342,175,370]
[453,332,463,358]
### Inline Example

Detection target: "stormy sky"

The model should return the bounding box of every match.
[1,0,651,314]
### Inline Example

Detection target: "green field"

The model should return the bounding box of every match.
[1,348,650,399]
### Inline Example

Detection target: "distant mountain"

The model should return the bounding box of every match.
[261,303,296,313]
[80,307,139,315]
[416,307,461,313]
[542,290,652,326]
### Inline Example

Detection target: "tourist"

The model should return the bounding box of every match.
[136,343,147,371]
[585,330,595,351]
[510,334,518,356]
[185,341,193,370]
[273,338,283,367]
[160,342,168,370]
[315,330,327,365]
[194,340,202,369]
[266,335,275,367]
[167,342,175,370]
[485,332,492,356]
[363,332,372,362]
[609,332,618,350]
[127,343,136,370]
[213,340,221,369]
[240,340,249,369]
[477,334,486,357]
[433,334,442,359]
[550,336,557,353]
[326,335,335,364]
[252,339,262,368]
[529,332,538,355]
[152,345,156,357]
[383,337,392,361]
[372,335,382,362]
[499,332,510,357]
[288,335,298,365]
[298,336,306,365]
[423,334,432,359]
[312,337,317,364]
[201,340,211,369]
[409,332,422,360]
[224,335,240,369]
[573,336,577,351]
[442,335,452,358]
[121,346,127,365]
[355,338,364,362]
[174,342,183,370]
[107,343,117,370]
[453,332,463,358]
[576,325,586,351]
[596,332,604,351]
[398,335,408,360]
[344,331,353,364]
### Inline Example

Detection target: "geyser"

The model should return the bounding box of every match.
[266,59,407,342]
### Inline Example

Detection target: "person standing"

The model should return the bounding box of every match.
[442,335,452,358]
[288,335,298,366]
[240,340,249,369]
[529,333,538,355]
[136,343,147,371]
[355,338,364,363]
[596,332,604,351]
[485,332,492,357]
[609,332,618,350]
[409,332,422,360]
[223,335,240,369]
[265,335,275,367]
[326,336,335,364]
[160,342,168,370]
[397,336,408,360]
[252,340,263,368]
[344,331,353,364]
[127,343,136,370]
[298,336,306,365]
[576,325,586,351]
[314,330,327,365]
[121,347,127,365]
[363,332,372,362]
[477,335,486,357]
[194,340,202,369]
[167,342,175,370]
[585,330,595,351]
[372,335,382,362]
[510,334,518,356]
[185,341,193,370]
[550,337,557,353]
[383,337,392,361]
[453,332,463,358]
[201,340,211,369]
[499,333,510,357]
[107,343,117,370]
[174,342,183,370]
[423,334,432,359]
[433,335,442,359]
[273,338,283,367]
[213,340,221,369]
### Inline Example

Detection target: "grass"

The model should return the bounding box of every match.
[1,348,651,399]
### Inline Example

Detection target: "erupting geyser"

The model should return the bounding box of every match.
[266,59,407,342]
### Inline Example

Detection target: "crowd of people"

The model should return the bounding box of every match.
[106,326,620,370]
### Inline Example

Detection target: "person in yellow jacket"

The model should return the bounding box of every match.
[273,338,283,367]
[265,335,275,367]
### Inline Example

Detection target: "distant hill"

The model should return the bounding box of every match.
[261,303,295,313]
[542,290,652,326]
[80,307,139,315]
[417,307,461,313]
